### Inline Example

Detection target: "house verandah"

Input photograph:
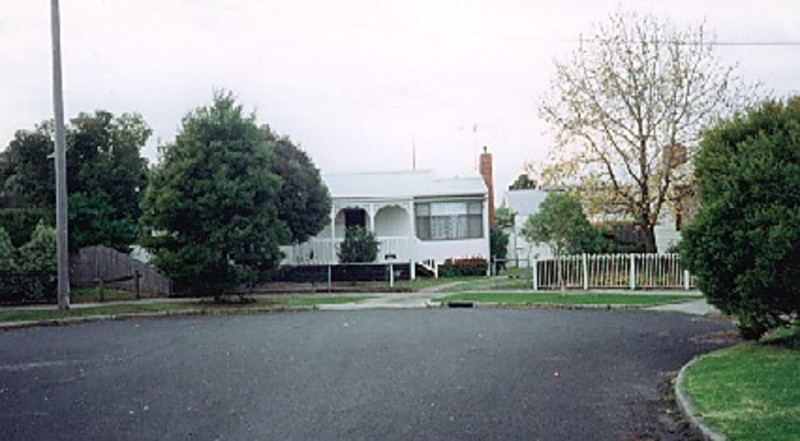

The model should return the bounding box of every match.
[279,170,491,276]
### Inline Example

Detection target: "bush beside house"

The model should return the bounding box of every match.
[337,227,379,263]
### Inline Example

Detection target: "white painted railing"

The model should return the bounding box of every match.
[280,236,415,265]
[532,253,694,290]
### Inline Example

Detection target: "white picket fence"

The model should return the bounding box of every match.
[533,253,695,290]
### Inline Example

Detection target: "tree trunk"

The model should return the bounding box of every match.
[642,224,657,253]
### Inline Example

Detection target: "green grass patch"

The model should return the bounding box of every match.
[71,287,157,303]
[445,278,532,292]
[433,292,695,306]
[0,303,191,323]
[0,296,374,324]
[282,296,372,306]
[761,325,800,349]
[683,339,800,440]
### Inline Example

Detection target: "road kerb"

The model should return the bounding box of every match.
[0,305,317,331]
[674,356,727,441]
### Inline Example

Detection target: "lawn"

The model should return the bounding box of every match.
[71,287,158,303]
[433,292,696,306]
[0,303,191,323]
[682,328,800,440]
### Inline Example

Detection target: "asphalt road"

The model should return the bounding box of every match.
[0,309,735,440]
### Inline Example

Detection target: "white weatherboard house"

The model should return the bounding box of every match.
[502,188,554,263]
[280,169,491,273]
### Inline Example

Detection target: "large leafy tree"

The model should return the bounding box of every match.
[1,111,150,251]
[67,111,150,251]
[141,92,284,298]
[263,126,330,244]
[539,10,754,252]
[682,97,800,339]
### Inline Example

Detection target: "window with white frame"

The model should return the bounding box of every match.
[415,201,483,240]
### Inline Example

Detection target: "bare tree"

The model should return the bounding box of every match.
[539,10,757,252]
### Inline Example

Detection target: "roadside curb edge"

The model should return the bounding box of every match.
[674,355,727,441]
[0,305,317,331]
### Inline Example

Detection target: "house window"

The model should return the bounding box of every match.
[415,201,483,240]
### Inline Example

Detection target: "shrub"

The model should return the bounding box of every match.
[8,222,58,303]
[0,226,16,271]
[439,257,488,277]
[0,208,55,248]
[490,226,509,274]
[338,227,379,263]
[682,97,800,339]
[520,192,605,258]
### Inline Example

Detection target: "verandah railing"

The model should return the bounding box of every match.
[532,253,695,291]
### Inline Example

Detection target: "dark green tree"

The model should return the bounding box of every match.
[67,111,150,251]
[263,126,330,244]
[1,111,150,251]
[1,124,55,207]
[337,227,379,263]
[682,97,800,339]
[141,92,284,298]
[508,173,537,190]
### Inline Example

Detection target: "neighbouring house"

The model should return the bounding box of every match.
[502,186,687,261]
[501,188,554,264]
[280,151,494,275]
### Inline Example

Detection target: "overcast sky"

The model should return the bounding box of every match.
[1,0,798,192]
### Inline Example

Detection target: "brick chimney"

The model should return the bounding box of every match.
[479,146,495,227]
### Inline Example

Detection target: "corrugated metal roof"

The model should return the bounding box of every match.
[324,170,487,200]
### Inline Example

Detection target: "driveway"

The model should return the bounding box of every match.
[0,309,734,440]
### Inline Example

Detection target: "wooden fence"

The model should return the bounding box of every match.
[70,245,171,296]
[533,253,695,290]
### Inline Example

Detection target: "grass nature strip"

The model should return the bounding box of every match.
[0,303,190,323]
[433,292,696,306]
[0,296,374,324]
[682,329,800,440]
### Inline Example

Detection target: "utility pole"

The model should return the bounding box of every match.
[50,0,70,309]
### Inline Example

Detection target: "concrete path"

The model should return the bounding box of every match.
[646,298,721,316]
[318,291,437,310]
